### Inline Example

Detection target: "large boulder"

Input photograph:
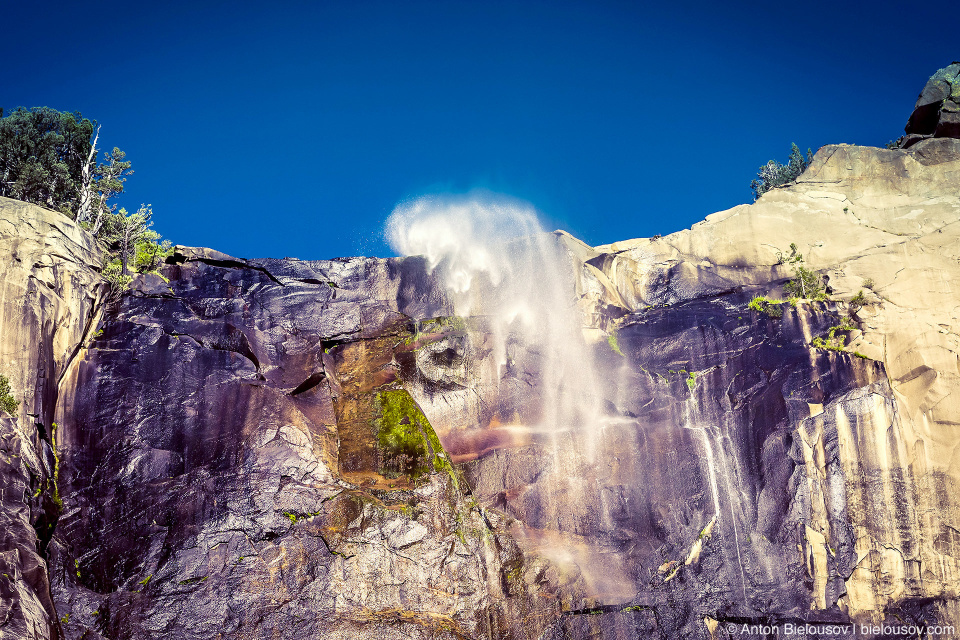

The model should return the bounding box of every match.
[903,61,960,146]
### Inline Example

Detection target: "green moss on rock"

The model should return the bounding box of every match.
[375,389,458,488]
[607,331,625,357]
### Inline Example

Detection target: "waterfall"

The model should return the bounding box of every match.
[387,194,638,599]
[387,193,605,451]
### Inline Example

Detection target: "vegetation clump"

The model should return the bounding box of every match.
[0,107,98,215]
[0,107,131,223]
[49,422,63,510]
[607,331,625,357]
[0,106,172,293]
[848,289,868,313]
[749,243,831,319]
[749,296,784,318]
[375,389,456,486]
[0,374,19,415]
[100,204,172,289]
[750,143,813,200]
[811,316,857,353]
[779,243,827,300]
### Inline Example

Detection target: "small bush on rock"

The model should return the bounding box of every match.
[749,296,784,318]
[780,243,827,300]
[0,374,19,415]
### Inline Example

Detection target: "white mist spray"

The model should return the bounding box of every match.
[386,193,604,451]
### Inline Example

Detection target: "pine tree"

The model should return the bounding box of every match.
[100,205,155,277]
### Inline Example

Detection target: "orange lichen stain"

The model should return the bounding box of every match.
[348,608,470,639]
[341,470,415,493]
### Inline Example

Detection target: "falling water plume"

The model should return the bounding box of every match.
[386,193,635,602]
[387,193,604,445]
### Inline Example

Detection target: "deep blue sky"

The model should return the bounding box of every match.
[3,1,955,259]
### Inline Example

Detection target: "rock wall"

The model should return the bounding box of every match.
[0,197,105,639]
[0,135,958,640]
[45,245,553,639]
[567,139,960,635]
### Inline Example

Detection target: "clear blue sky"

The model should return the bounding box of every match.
[3,0,955,259]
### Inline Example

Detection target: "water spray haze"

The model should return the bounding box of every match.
[386,192,604,442]
[387,193,634,601]
[387,193,540,299]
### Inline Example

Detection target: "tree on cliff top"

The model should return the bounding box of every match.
[0,106,131,220]
[100,204,171,283]
[80,146,133,234]
[0,107,95,215]
[1,106,172,292]
[750,143,813,200]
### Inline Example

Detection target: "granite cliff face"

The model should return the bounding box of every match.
[0,200,105,639]
[1,71,960,640]
[49,246,529,639]
[550,138,960,636]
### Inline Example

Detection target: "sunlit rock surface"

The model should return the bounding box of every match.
[1,132,959,640]
[0,197,105,640]
[564,140,960,635]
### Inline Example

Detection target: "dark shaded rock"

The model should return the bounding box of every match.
[904,136,960,165]
[0,414,60,640]
[903,62,960,143]
[48,251,536,640]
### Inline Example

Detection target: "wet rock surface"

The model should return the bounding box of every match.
[47,247,542,639]
[414,288,943,638]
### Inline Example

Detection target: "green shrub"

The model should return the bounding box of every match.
[0,375,19,415]
[607,331,625,357]
[133,233,173,273]
[784,265,826,300]
[749,296,784,318]
[811,315,857,353]
[849,290,867,312]
[778,243,826,300]
[750,144,813,200]
[102,260,133,289]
